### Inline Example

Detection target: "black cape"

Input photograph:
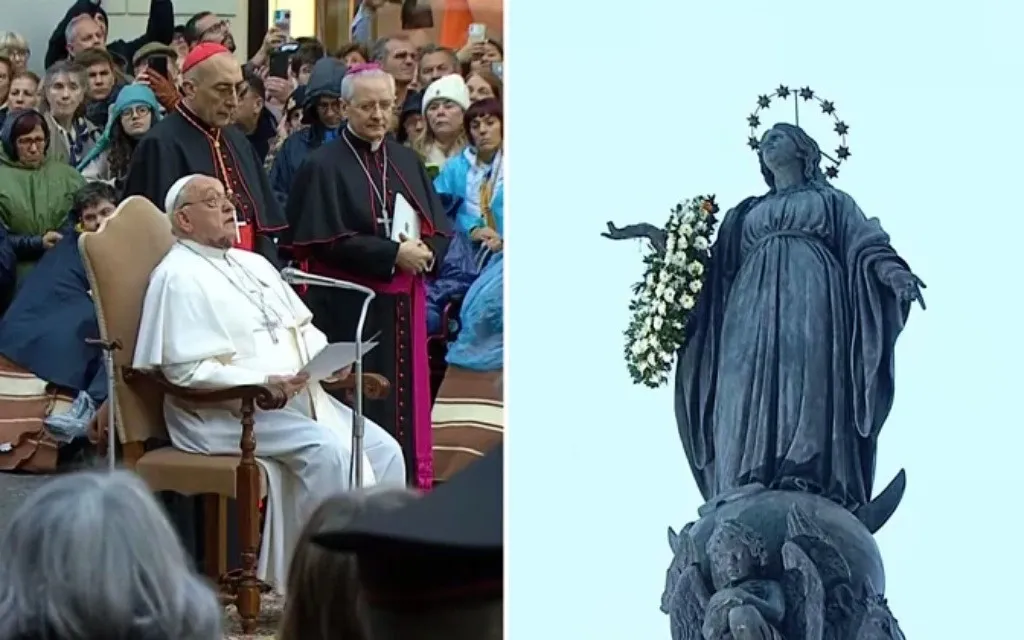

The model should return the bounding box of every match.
[122,104,287,263]
[0,234,106,401]
[283,128,452,482]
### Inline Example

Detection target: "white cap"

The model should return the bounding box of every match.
[422,74,470,115]
[163,174,205,215]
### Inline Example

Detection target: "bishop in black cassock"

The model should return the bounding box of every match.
[284,65,451,489]
[122,43,286,264]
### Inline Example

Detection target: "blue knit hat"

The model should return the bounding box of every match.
[75,84,162,172]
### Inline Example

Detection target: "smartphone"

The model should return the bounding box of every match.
[468,23,486,44]
[149,56,169,79]
[273,9,292,36]
[268,43,299,79]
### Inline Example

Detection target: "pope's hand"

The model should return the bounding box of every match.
[267,373,309,398]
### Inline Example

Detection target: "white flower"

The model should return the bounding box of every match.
[694,221,707,233]
[681,295,695,309]
[687,261,704,277]
[655,283,666,297]
[663,286,676,301]
[679,223,694,236]
[676,235,689,250]
[662,351,674,363]
[694,237,709,251]
[638,359,648,372]
[657,302,668,315]
[646,353,657,366]
[653,316,664,330]
[689,280,703,293]
[631,338,646,355]
[645,271,657,286]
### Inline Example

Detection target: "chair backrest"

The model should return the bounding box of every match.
[79,196,175,445]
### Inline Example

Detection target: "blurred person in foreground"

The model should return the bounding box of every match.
[0,469,222,640]
[315,446,504,640]
[133,174,406,588]
[123,43,286,261]
[278,488,420,640]
[282,63,452,490]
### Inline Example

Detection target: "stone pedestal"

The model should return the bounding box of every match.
[661,485,905,640]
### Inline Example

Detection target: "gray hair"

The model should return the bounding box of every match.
[370,35,409,63]
[42,59,85,97]
[340,68,395,102]
[0,470,223,640]
[417,43,457,68]
[65,14,96,44]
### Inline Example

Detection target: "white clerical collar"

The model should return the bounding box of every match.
[346,124,385,152]
[178,238,229,260]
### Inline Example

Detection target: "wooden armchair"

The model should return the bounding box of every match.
[79,197,390,633]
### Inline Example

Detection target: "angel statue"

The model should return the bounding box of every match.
[662,520,786,640]
[669,122,924,515]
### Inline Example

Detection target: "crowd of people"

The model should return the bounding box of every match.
[0,0,504,637]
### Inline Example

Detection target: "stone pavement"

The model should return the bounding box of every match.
[0,471,50,523]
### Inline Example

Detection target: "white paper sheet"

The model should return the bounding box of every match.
[300,340,379,382]
[390,193,421,242]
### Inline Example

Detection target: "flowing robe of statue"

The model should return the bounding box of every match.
[675,181,913,511]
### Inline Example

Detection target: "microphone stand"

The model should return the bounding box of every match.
[85,338,122,471]
[281,268,375,488]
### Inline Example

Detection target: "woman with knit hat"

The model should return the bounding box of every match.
[77,84,160,193]
[413,74,470,172]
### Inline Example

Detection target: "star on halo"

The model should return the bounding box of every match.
[747,136,760,150]
[825,165,840,179]
[757,94,772,109]
[833,121,850,135]
[798,86,815,100]
[820,100,836,115]
[775,85,791,98]
[836,146,851,160]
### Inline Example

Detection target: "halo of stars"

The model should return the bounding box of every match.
[745,85,851,180]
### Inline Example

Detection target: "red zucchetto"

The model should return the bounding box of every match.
[181,42,231,73]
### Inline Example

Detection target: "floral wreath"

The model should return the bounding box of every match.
[624,195,720,388]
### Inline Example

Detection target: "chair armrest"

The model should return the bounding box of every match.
[123,368,289,411]
[320,372,391,400]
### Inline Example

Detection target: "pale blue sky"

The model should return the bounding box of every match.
[506,1,1024,637]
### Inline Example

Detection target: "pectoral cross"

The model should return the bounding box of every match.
[377,210,392,237]
[258,314,281,344]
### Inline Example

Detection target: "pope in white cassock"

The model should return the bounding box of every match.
[132,174,406,590]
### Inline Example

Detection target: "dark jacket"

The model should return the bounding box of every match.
[241,107,279,163]
[46,0,175,71]
[0,224,18,313]
[268,57,347,210]
[426,195,486,335]
[0,232,106,401]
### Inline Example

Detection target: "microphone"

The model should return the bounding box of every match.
[281,266,376,489]
[281,266,377,299]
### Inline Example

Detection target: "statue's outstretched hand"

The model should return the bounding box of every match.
[891,271,927,310]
